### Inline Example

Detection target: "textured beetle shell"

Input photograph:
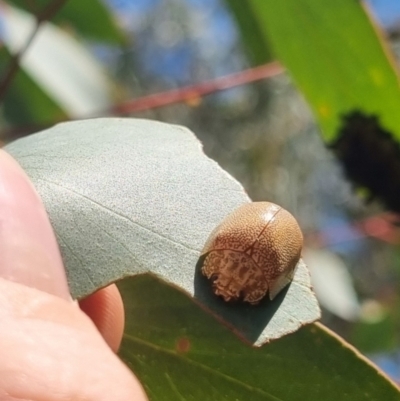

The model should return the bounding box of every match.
[201,202,303,304]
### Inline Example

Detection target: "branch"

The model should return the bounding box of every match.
[1,61,285,140]
[111,62,284,114]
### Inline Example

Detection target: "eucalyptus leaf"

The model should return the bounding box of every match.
[5,118,320,345]
[225,0,400,142]
[7,0,125,44]
[119,275,400,401]
[304,248,360,321]
[1,5,112,118]
[0,47,67,125]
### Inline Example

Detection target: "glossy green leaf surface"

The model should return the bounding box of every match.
[119,275,400,401]
[5,118,319,345]
[226,0,400,142]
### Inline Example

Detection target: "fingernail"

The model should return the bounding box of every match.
[0,150,70,300]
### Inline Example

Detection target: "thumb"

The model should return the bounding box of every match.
[0,149,148,401]
[0,149,70,299]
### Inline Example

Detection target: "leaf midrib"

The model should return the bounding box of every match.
[123,333,284,401]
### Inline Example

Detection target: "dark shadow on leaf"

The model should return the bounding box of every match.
[193,254,291,344]
[330,110,400,213]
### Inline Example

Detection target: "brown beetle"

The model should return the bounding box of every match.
[201,202,303,304]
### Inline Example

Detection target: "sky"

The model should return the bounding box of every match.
[367,0,400,29]
[107,0,400,30]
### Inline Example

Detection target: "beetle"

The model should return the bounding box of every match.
[201,202,303,304]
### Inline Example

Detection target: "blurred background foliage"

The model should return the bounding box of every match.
[1,0,400,381]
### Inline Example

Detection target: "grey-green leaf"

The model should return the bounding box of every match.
[4,118,320,345]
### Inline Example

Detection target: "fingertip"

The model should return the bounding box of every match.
[0,150,70,300]
[79,284,125,352]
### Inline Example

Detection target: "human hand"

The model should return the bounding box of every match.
[0,150,147,401]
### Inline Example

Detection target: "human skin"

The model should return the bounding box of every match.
[0,150,148,401]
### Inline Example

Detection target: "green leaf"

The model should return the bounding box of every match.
[6,0,125,44]
[224,0,274,65]
[226,0,400,142]
[0,5,113,124]
[4,118,320,345]
[351,312,396,353]
[0,49,67,124]
[119,274,400,401]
